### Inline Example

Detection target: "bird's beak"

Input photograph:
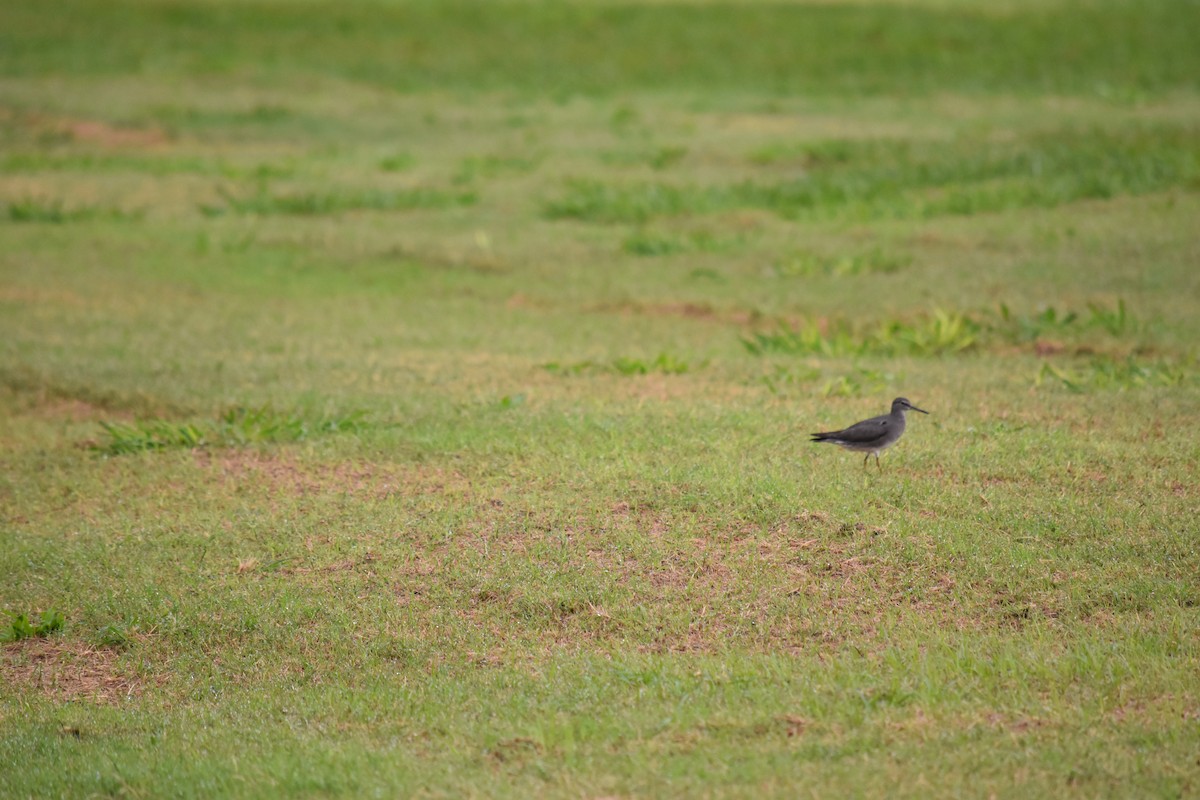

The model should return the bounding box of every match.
[910,404,929,414]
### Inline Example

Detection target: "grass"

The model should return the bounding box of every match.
[1035,357,1189,392]
[5,197,141,223]
[202,185,477,217]
[743,310,981,357]
[740,301,1159,359]
[3,0,1199,96]
[773,247,912,278]
[622,228,743,257]
[543,352,698,377]
[92,406,370,455]
[1,0,1199,797]
[544,125,1200,224]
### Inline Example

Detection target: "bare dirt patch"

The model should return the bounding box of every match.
[29,397,119,423]
[3,107,171,149]
[1,638,142,703]
[0,286,92,310]
[63,117,170,148]
[982,712,1052,734]
[586,299,758,327]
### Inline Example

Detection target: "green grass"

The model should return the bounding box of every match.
[93,406,370,455]
[5,197,142,223]
[740,301,1160,359]
[545,125,1200,224]
[2,0,1199,797]
[3,0,1199,96]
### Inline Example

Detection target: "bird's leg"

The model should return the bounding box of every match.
[875,454,882,472]
[862,453,869,469]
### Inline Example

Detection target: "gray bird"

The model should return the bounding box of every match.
[810,397,929,470]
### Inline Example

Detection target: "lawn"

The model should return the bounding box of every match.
[1,0,1198,797]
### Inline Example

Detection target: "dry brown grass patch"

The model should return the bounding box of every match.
[200,450,471,499]
[3,108,170,148]
[586,299,757,327]
[31,397,119,423]
[65,118,170,149]
[1,638,144,703]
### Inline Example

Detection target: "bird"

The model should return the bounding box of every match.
[810,397,929,471]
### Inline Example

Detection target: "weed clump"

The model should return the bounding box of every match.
[743,301,1142,359]
[743,310,978,358]
[3,610,65,642]
[1035,357,1188,392]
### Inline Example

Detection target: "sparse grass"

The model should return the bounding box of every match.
[774,247,911,278]
[453,154,542,184]
[542,352,698,376]
[622,227,744,257]
[202,185,477,216]
[1035,357,1190,392]
[2,0,1199,797]
[377,152,415,173]
[991,299,1146,345]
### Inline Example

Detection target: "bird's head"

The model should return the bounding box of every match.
[893,397,929,414]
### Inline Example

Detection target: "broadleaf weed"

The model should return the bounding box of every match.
[3,610,65,642]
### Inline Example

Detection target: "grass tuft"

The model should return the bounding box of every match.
[1035,357,1189,392]
[993,300,1139,343]
[622,228,743,257]
[744,310,979,358]
[1087,298,1133,337]
[6,198,141,223]
[743,321,864,358]
[377,153,416,173]
[93,623,133,649]
[95,419,206,454]
[745,302,1149,360]
[544,180,694,224]
[773,247,911,278]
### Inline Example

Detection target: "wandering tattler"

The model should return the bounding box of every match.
[810,397,929,470]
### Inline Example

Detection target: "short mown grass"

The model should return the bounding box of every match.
[1,0,1198,797]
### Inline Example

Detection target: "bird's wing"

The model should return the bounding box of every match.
[824,415,890,443]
